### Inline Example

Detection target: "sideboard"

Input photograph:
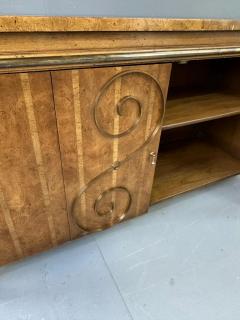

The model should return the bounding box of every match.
[0,16,240,265]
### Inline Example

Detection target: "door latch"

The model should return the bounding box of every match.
[149,151,157,165]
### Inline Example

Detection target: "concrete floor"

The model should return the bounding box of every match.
[0,175,240,320]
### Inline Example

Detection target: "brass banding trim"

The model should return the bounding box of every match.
[1,46,240,71]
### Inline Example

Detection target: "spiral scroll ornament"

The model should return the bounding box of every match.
[94,187,132,220]
[72,70,165,232]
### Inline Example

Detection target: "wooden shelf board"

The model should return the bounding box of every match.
[163,91,240,130]
[150,139,240,204]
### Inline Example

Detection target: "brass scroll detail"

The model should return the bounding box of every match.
[94,86,143,138]
[72,70,165,232]
[94,186,132,220]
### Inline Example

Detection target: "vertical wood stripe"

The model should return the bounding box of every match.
[112,67,122,174]
[111,67,122,222]
[72,70,86,215]
[135,71,158,215]
[0,185,23,258]
[20,73,57,246]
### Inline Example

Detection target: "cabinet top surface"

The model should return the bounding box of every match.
[0,16,240,32]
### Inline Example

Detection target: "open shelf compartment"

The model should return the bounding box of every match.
[163,59,240,130]
[151,116,240,205]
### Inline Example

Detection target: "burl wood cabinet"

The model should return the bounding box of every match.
[1,16,240,265]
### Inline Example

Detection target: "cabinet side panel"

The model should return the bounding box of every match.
[203,116,240,159]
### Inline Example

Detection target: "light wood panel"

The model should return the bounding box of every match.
[52,64,171,237]
[163,91,240,129]
[0,16,240,32]
[151,138,240,204]
[0,72,70,265]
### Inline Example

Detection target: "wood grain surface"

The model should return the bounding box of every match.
[0,72,70,265]
[52,63,171,237]
[164,91,240,130]
[151,137,240,204]
[0,16,240,265]
[0,16,240,32]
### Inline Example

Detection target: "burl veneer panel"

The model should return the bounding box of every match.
[52,64,171,238]
[0,72,70,265]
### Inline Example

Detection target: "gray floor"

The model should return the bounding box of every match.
[1,175,240,320]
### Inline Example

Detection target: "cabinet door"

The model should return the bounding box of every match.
[0,72,70,265]
[52,64,171,237]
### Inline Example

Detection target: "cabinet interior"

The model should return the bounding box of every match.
[151,58,240,204]
[162,58,240,130]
